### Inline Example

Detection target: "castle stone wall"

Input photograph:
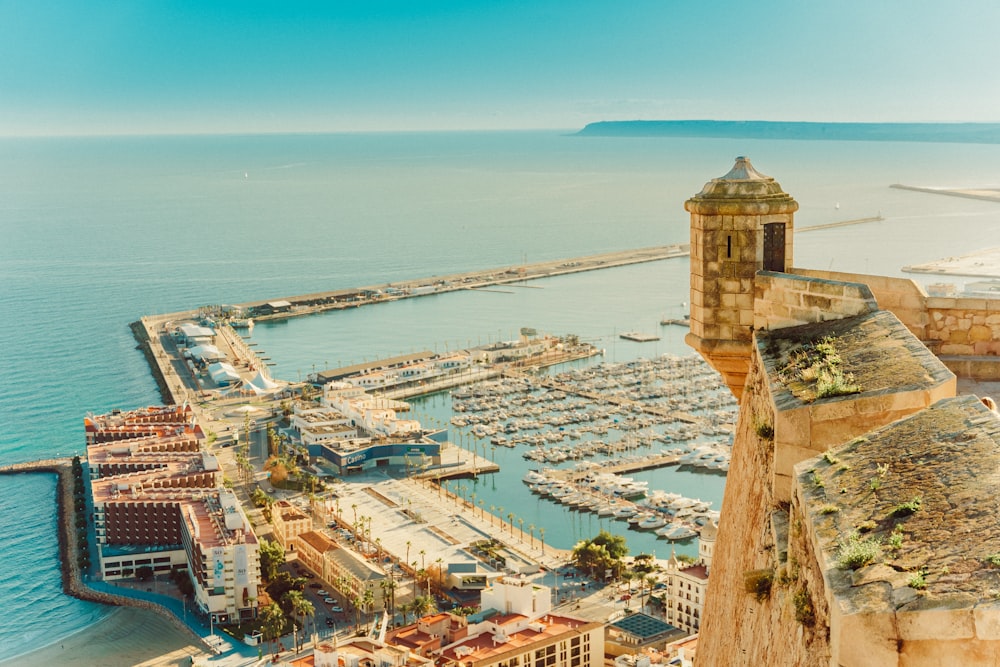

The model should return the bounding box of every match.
[754,271,879,332]
[793,268,1000,379]
[791,269,930,339]
[695,348,832,667]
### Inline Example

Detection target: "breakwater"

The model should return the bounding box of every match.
[0,460,204,648]
[130,244,689,330]
[890,183,1000,203]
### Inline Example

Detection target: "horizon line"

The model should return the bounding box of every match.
[4,118,1000,141]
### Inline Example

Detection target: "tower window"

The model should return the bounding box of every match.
[727,235,732,259]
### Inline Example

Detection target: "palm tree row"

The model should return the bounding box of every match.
[258,589,316,657]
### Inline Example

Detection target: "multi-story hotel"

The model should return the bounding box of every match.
[85,405,262,624]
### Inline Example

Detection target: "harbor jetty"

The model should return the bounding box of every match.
[890,183,1000,204]
[0,459,207,650]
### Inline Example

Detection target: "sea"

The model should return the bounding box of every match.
[2,128,999,657]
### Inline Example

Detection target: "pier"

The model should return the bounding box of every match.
[549,452,683,482]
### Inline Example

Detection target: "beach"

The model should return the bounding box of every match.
[1,608,208,667]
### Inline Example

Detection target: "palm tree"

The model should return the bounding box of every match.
[419,549,426,571]
[405,541,412,571]
[398,600,414,625]
[260,601,286,657]
[539,527,545,554]
[415,568,428,598]
[380,576,397,621]
[622,571,635,598]
[507,512,515,535]
[489,505,496,526]
[645,575,658,608]
[351,503,358,536]
[517,517,524,541]
[284,590,314,652]
[412,594,435,619]
[350,592,363,632]
[529,524,535,548]
[283,590,304,652]
[362,588,375,630]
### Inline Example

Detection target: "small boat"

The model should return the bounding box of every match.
[596,503,617,517]
[663,525,698,541]
[613,506,637,519]
[636,515,667,530]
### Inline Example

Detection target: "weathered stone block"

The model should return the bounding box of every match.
[716,309,738,325]
[721,278,742,294]
[900,293,927,311]
[802,294,832,310]
[962,298,989,311]
[970,324,992,343]
[897,595,976,640]
[927,297,958,310]
[973,600,1000,640]
[782,290,802,307]
[834,610,900,667]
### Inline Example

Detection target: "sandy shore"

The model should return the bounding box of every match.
[1,607,209,667]
[903,246,1000,278]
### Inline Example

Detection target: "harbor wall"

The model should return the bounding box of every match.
[130,318,178,405]
[0,460,204,647]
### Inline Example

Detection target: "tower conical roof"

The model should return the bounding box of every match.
[685,156,798,214]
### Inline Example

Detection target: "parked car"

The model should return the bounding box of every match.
[308,583,322,589]
[324,597,336,604]
[317,590,328,596]
[325,617,334,627]
[331,606,344,613]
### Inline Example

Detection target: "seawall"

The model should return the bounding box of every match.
[0,460,204,646]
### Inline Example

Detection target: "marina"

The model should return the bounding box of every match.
[430,352,734,553]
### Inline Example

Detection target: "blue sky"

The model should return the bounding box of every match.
[2,0,999,136]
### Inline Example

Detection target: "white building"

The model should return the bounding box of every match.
[660,520,717,635]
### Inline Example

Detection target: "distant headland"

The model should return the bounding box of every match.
[576,120,1000,143]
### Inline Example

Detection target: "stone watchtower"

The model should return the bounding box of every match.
[684,157,798,398]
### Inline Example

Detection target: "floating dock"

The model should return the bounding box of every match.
[619,332,660,342]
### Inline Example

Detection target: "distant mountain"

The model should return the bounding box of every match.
[576,120,1000,144]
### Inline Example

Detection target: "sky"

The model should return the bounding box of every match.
[2,0,1000,136]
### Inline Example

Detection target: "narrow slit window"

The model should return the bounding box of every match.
[726,235,732,258]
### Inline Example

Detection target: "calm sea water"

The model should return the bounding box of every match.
[2,130,999,656]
